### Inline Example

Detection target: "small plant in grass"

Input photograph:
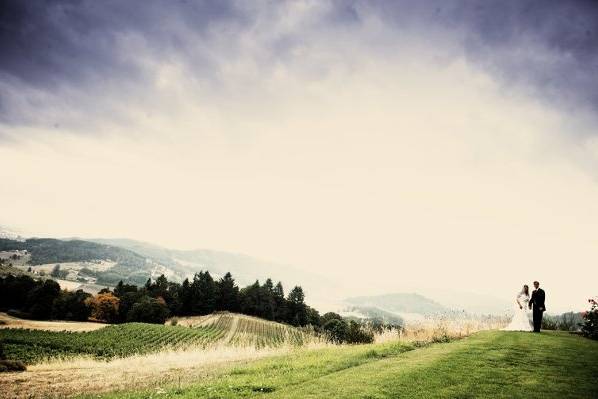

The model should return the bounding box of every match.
[581,297,598,340]
[170,317,179,326]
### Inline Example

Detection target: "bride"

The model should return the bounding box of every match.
[503,284,533,331]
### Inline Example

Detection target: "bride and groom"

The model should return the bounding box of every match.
[504,281,546,332]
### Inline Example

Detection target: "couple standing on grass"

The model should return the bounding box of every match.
[504,281,546,332]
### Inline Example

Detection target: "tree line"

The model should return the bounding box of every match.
[0,271,317,326]
[0,271,378,343]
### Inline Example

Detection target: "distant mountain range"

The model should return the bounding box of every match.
[0,234,328,300]
[0,226,510,315]
[89,237,329,295]
[345,293,449,315]
[343,291,511,321]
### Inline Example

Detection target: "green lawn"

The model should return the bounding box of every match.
[93,331,598,399]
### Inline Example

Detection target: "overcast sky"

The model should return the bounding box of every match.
[1,1,597,312]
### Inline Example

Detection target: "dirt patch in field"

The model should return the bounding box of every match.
[0,312,108,332]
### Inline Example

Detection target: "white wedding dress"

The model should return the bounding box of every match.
[503,293,533,331]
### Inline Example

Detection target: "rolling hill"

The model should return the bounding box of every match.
[345,293,449,316]
[90,237,331,298]
[0,312,315,365]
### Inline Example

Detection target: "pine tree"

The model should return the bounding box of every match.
[261,279,276,320]
[216,272,240,311]
[180,278,192,315]
[191,271,216,315]
[287,286,307,326]
[273,281,286,321]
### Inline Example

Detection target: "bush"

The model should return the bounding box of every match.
[541,315,559,330]
[0,359,26,373]
[52,289,91,321]
[323,319,349,343]
[345,320,374,344]
[126,296,170,324]
[581,298,598,340]
[86,293,120,323]
[323,319,374,344]
[6,309,32,319]
[170,317,179,326]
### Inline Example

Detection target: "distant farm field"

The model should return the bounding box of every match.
[0,312,107,332]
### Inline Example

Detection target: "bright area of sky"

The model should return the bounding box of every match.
[1,2,597,312]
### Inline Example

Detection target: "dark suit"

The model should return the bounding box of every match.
[529,288,546,332]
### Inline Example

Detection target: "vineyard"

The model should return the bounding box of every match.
[0,322,226,364]
[0,312,316,365]
[197,312,311,347]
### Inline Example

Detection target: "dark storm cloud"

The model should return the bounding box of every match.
[0,0,246,130]
[0,0,239,88]
[0,0,597,133]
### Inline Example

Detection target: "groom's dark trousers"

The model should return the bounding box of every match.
[532,308,543,332]
[530,288,546,332]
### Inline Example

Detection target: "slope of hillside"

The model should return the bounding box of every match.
[0,312,315,366]
[175,312,312,347]
[0,238,181,286]
[345,293,449,316]
[91,238,331,299]
[98,331,598,399]
[0,238,144,266]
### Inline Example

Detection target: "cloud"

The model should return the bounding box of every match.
[1,0,597,136]
[1,1,597,311]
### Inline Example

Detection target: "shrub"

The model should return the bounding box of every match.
[323,319,349,343]
[52,289,91,321]
[0,359,26,373]
[581,298,598,340]
[126,296,170,324]
[345,320,374,344]
[170,317,179,326]
[86,293,120,323]
[6,309,32,319]
[541,315,559,330]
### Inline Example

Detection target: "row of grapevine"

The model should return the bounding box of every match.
[215,313,310,348]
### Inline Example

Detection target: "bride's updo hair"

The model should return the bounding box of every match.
[521,285,529,296]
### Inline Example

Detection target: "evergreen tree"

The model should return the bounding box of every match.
[273,281,286,321]
[191,271,216,315]
[261,279,276,320]
[286,286,307,326]
[216,272,240,311]
[180,278,192,315]
[27,279,61,319]
[239,280,261,316]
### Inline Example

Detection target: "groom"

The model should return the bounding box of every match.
[528,281,546,332]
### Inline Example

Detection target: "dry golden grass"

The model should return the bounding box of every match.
[0,311,506,398]
[374,315,509,344]
[0,312,108,332]
[0,344,303,398]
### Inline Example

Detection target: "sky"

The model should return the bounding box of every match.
[1,0,597,312]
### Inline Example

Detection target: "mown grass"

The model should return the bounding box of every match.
[91,331,598,399]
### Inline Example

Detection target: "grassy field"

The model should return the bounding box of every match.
[92,331,598,399]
